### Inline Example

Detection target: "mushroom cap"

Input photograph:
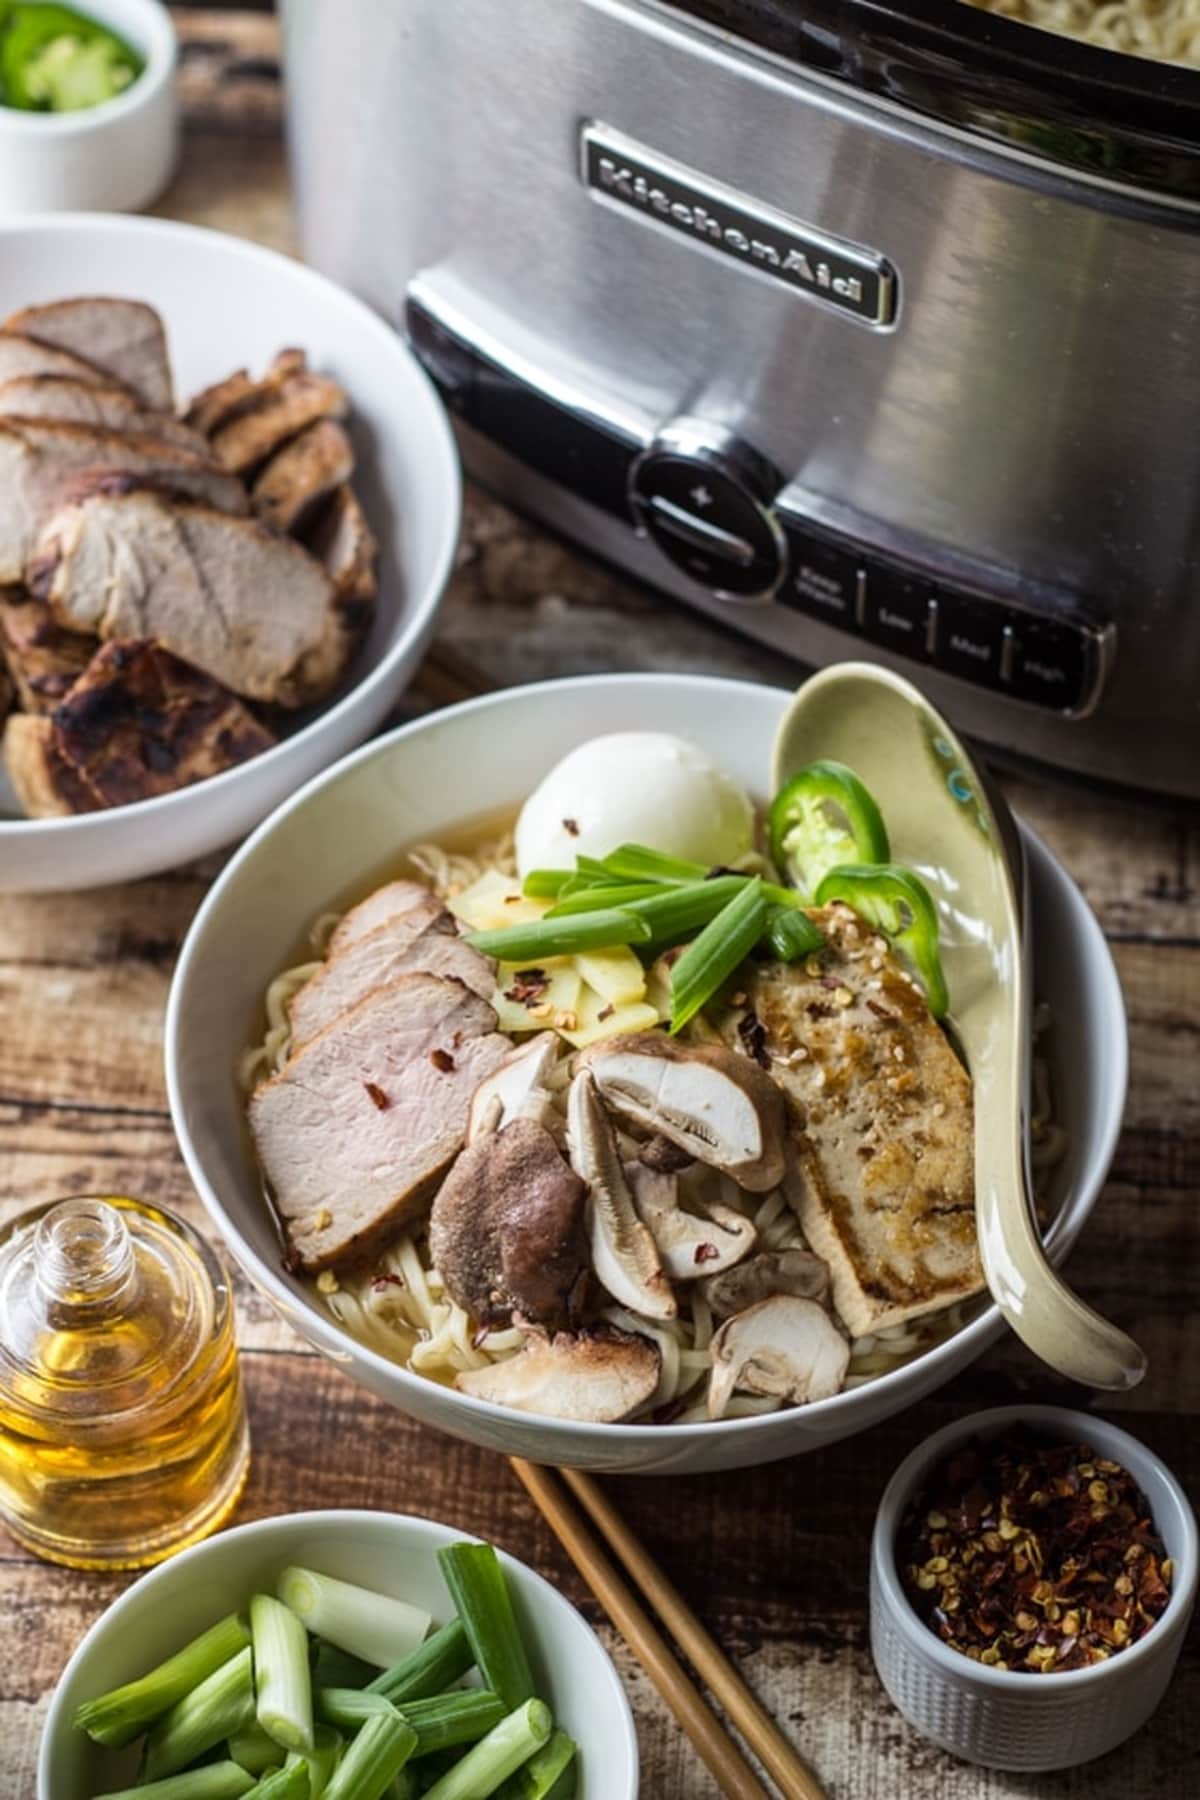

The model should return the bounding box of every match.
[455,1325,661,1422]
[566,1069,676,1321]
[580,1033,787,1192]
[625,1161,756,1281]
[429,1117,587,1328]
[707,1294,850,1419]
[701,1247,829,1318]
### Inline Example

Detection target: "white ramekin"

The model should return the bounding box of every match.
[870,1405,1196,1771]
[0,0,177,213]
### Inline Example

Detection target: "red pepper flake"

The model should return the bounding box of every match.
[737,1009,770,1069]
[694,1242,720,1265]
[867,999,896,1022]
[430,1048,455,1073]
[897,1429,1173,1673]
[597,1003,615,1022]
[371,1272,406,1293]
[503,967,549,1007]
[562,817,580,837]
[363,1081,390,1111]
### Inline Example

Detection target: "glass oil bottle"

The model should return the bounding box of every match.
[0,1194,250,1568]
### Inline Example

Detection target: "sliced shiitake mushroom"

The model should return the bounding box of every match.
[455,1325,660,1422]
[707,1295,849,1420]
[566,1069,676,1321]
[625,1161,755,1281]
[701,1247,830,1318]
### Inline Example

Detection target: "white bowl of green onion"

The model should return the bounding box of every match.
[0,0,177,214]
[40,1509,636,1800]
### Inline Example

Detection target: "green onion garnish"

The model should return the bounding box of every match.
[365,1617,473,1704]
[437,1543,535,1716]
[669,879,768,1034]
[141,1647,256,1783]
[467,908,653,961]
[763,905,825,963]
[321,1705,418,1800]
[421,1699,554,1800]
[74,1612,251,1749]
[94,1765,257,1800]
[252,1592,314,1755]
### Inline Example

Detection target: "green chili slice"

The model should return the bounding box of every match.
[768,761,889,896]
[814,862,949,1017]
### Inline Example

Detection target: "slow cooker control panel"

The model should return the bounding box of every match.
[406,294,1110,719]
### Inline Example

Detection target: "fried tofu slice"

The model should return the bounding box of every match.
[0,589,96,714]
[47,639,275,808]
[717,903,980,1337]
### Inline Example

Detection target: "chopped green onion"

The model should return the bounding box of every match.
[437,1542,535,1715]
[142,1647,256,1783]
[230,1720,285,1776]
[626,875,747,941]
[365,1618,473,1705]
[75,1612,251,1748]
[321,1705,417,1800]
[466,909,652,961]
[543,882,661,917]
[421,1699,553,1800]
[763,905,825,962]
[385,1774,419,1800]
[314,1688,393,1731]
[520,869,571,898]
[286,1725,343,1800]
[601,844,708,884]
[95,1765,257,1800]
[277,1568,430,1670]
[252,1592,314,1754]
[669,879,767,1034]
[244,1763,307,1799]
[497,1728,578,1800]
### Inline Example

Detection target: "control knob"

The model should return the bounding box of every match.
[628,419,787,602]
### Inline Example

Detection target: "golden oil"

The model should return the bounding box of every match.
[0,1195,250,1569]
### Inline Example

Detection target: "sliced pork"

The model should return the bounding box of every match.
[328,881,438,955]
[0,374,207,452]
[288,902,494,1048]
[50,639,274,808]
[251,418,355,535]
[210,370,348,475]
[716,902,980,1336]
[30,490,345,708]
[0,333,116,391]
[0,589,95,714]
[183,367,257,436]
[3,299,173,411]
[0,417,247,584]
[249,973,511,1270]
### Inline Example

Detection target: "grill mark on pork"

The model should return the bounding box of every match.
[184,368,257,436]
[47,639,274,807]
[0,375,208,453]
[251,418,355,535]
[3,711,99,815]
[248,971,511,1270]
[210,371,349,475]
[716,902,980,1337]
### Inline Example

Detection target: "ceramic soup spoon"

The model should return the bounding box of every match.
[771,661,1145,1392]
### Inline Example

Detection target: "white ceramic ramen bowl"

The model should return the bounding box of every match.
[39,1508,638,1799]
[166,674,1129,1477]
[0,0,177,215]
[0,214,460,893]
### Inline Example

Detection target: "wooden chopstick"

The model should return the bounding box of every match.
[510,1459,826,1800]
[559,1467,826,1800]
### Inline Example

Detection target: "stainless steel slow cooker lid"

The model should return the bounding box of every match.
[673,0,1200,197]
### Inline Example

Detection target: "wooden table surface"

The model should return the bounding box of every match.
[2,14,1198,1797]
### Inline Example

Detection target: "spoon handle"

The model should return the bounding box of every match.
[977,1161,1147,1391]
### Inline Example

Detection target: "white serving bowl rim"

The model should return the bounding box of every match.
[166,673,1128,1453]
[0,0,175,137]
[872,1403,1198,1692]
[0,211,461,853]
[38,1506,638,1799]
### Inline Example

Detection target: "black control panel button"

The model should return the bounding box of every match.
[781,525,862,627]
[863,565,934,659]
[1006,614,1093,712]
[936,590,1008,687]
[630,443,785,599]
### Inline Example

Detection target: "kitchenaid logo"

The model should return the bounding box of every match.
[580,123,895,326]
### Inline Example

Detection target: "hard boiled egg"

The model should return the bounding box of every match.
[515,732,754,877]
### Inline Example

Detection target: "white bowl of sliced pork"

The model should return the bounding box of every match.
[0,213,460,891]
[166,673,1129,1475]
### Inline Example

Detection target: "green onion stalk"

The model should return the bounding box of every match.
[422,1699,553,1800]
[141,1647,257,1783]
[75,1613,251,1749]
[436,1543,535,1715]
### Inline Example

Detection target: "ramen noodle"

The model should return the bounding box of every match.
[963,0,1200,67]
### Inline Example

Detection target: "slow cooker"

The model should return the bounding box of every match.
[281,0,1200,797]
